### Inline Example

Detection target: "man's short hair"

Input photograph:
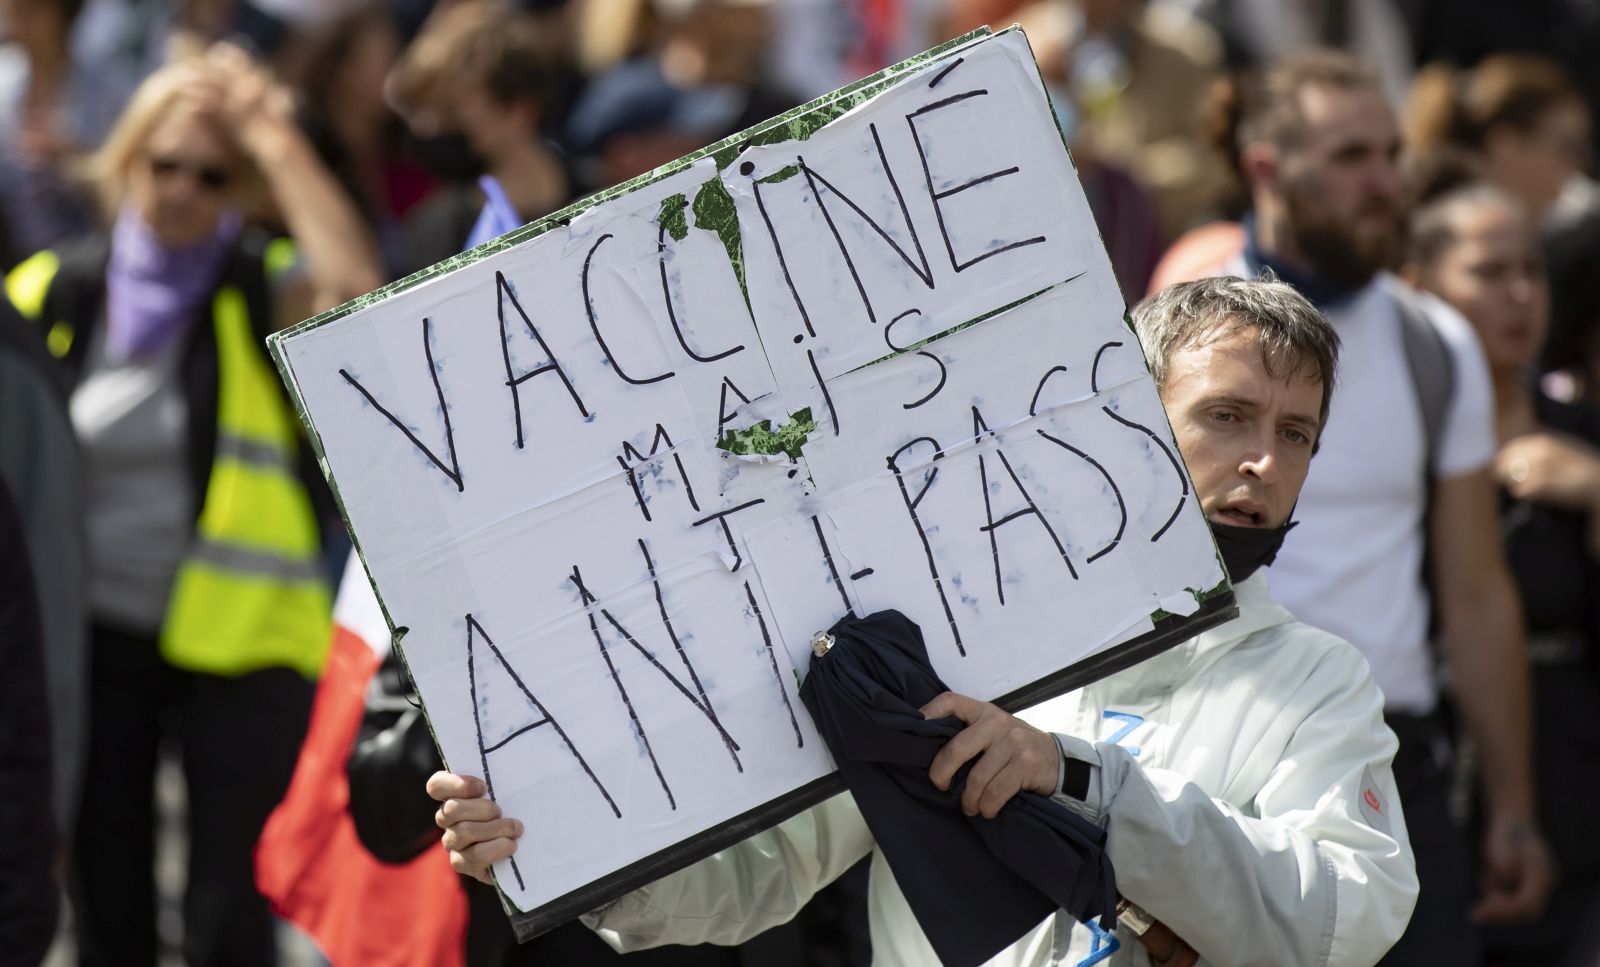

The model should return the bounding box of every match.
[1236,50,1383,155]
[1131,276,1341,429]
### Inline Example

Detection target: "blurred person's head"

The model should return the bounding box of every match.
[86,59,260,247]
[1404,157,1548,377]
[652,0,770,90]
[0,0,83,54]
[1222,51,1402,289]
[575,0,653,77]
[275,2,401,138]
[1070,0,1138,34]
[387,0,566,181]
[185,0,236,33]
[1406,55,1589,221]
[166,0,240,50]
[563,60,744,187]
[1132,275,1339,534]
[565,0,771,189]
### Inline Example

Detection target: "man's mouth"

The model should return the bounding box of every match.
[1503,322,1534,344]
[1215,502,1267,527]
[1360,198,1398,221]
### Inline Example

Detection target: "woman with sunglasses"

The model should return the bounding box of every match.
[1403,157,1600,966]
[5,42,379,966]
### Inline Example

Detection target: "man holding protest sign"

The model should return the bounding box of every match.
[431,275,1420,967]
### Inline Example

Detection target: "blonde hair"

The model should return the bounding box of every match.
[82,58,261,219]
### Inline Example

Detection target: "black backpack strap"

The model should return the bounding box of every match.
[1393,287,1456,483]
[1392,285,1457,651]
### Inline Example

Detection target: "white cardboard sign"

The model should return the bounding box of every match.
[272,28,1230,934]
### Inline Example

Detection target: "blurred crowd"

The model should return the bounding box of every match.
[5,0,1600,964]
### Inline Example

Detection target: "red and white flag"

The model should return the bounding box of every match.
[256,553,467,966]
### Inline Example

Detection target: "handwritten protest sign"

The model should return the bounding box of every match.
[271,27,1233,936]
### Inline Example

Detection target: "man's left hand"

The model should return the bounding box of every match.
[922,692,1060,818]
[1472,814,1556,924]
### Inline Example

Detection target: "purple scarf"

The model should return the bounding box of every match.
[105,207,242,360]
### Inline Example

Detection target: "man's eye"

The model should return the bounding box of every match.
[1212,411,1238,423]
[1283,428,1311,445]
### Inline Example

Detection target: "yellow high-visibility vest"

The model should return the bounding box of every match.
[7,246,331,678]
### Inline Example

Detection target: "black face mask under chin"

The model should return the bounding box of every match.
[1210,518,1298,583]
[411,130,486,182]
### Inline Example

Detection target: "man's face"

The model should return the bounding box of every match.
[1279,85,1403,288]
[1159,325,1324,529]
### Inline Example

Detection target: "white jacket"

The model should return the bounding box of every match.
[586,575,1419,966]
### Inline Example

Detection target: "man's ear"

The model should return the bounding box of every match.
[1239,141,1282,196]
[512,97,543,139]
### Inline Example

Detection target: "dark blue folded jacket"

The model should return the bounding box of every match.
[800,609,1118,967]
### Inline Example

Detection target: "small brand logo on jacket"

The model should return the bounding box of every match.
[1358,766,1391,834]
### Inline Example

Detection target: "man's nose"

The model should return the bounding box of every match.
[1240,440,1280,484]
[1368,159,1401,203]
[1507,271,1537,305]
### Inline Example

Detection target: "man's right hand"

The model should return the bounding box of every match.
[426,772,524,885]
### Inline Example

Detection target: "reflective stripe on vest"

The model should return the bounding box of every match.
[5,250,73,356]
[162,284,331,677]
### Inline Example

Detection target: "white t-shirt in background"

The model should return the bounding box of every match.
[1265,273,1496,714]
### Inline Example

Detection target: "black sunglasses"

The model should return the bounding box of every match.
[148,154,232,191]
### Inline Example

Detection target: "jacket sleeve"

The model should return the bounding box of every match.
[346,649,447,864]
[583,792,875,951]
[0,476,59,964]
[1058,635,1417,967]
